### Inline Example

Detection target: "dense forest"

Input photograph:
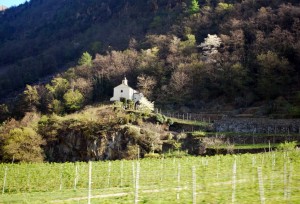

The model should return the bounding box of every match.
[0,0,300,162]
[0,0,300,119]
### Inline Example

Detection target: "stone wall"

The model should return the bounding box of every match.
[214,118,300,134]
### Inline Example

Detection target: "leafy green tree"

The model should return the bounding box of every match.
[51,99,65,114]
[2,127,45,162]
[46,77,69,100]
[256,51,291,99]
[23,85,40,111]
[0,104,9,122]
[63,89,84,112]
[189,0,200,14]
[78,52,92,67]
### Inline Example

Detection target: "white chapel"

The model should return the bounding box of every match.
[110,77,154,111]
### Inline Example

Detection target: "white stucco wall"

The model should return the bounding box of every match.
[110,84,136,101]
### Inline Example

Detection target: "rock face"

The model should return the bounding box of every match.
[44,124,163,162]
[214,118,300,134]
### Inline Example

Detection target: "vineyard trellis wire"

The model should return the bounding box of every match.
[0,151,300,203]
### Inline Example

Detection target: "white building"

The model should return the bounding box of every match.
[110,77,154,111]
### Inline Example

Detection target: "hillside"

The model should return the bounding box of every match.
[1,102,299,163]
[0,0,299,111]
[0,0,182,98]
[0,0,300,145]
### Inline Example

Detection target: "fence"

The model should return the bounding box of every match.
[1,152,300,203]
[159,110,226,122]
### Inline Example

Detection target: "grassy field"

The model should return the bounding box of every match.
[1,151,300,203]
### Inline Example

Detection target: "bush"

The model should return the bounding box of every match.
[127,99,135,109]
[144,153,161,159]
[166,118,174,126]
[155,113,166,124]
[191,131,206,137]
[129,113,136,123]
[2,127,45,162]
[277,141,297,152]
[120,97,127,108]
[163,150,189,158]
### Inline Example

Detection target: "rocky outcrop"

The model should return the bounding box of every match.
[43,124,164,162]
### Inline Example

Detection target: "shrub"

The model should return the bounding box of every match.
[155,113,166,124]
[2,127,45,162]
[277,141,297,152]
[191,131,206,137]
[144,153,160,159]
[129,113,136,123]
[120,97,127,108]
[166,118,174,126]
[127,99,135,109]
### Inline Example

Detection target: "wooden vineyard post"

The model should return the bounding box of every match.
[287,163,293,200]
[134,162,140,204]
[2,167,7,194]
[59,165,63,191]
[74,164,78,190]
[88,161,92,204]
[160,158,164,182]
[132,162,136,188]
[283,162,287,200]
[232,159,237,204]
[270,153,275,190]
[252,156,256,168]
[192,166,196,204]
[107,161,111,187]
[177,163,181,200]
[283,153,293,201]
[216,157,220,180]
[120,160,124,187]
[27,169,31,192]
[257,167,265,204]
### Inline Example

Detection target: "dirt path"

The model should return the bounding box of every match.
[51,179,248,203]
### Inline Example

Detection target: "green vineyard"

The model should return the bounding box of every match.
[1,151,300,203]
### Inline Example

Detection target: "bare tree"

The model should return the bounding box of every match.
[137,75,157,99]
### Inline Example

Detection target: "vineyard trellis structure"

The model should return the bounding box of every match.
[159,109,300,138]
[0,151,300,203]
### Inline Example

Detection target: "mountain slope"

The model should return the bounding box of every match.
[0,0,183,97]
[0,0,299,118]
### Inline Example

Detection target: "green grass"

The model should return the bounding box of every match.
[172,118,211,126]
[1,151,300,203]
[189,131,300,137]
[210,143,280,150]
